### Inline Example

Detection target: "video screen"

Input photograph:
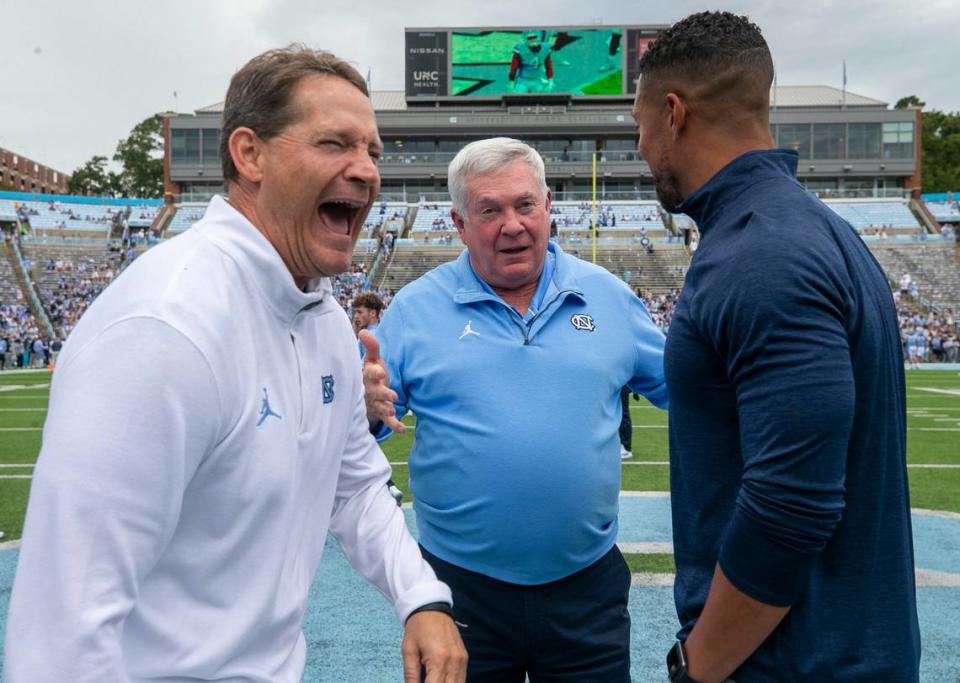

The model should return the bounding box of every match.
[451,28,625,97]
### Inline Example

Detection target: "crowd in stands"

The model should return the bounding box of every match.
[330,262,394,313]
[0,304,58,370]
[35,256,122,337]
[898,305,959,364]
[638,289,680,334]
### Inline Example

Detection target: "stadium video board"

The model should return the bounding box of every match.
[451,28,625,97]
[405,25,664,100]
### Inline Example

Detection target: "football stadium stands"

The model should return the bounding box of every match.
[166,203,207,234]
[21,244,123,337]
[925,200,960,223]
[868,242,960,312]
[823,198,921,234]
[2,190,956,355]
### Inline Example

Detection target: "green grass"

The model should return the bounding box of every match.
[1,369,958,541]
[623,553,675,574]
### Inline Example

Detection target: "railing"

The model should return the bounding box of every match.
[9,237,55,338]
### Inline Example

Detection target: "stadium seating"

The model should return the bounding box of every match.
[15,199,120,235]
[823,199,921,234]
[926,200,960,223]
[127,204,162,228]
[361,202,408,238]
[868,242,960,312]
[166,203,207,234]
[21,244,124,337]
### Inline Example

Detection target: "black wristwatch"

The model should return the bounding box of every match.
[405,601,454,623]
[667,640,700,682]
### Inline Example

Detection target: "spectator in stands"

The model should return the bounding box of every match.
[633,11,919,681]
[6,46,465,683]
[0,335,7,370]
[363,137,667,681]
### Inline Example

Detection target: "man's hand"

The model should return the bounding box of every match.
[402,611,467,683]
[359,330,406,434]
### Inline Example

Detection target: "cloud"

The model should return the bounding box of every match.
[2,0,956,174]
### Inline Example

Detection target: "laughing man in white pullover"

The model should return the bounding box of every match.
[4,47,466,683]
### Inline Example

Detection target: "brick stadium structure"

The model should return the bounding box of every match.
[0,146,69,195]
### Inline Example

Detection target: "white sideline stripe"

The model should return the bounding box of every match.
[631,573,674,587]
[0,383,50,393]
[0,408,47,412]
[630,569,960,588]
[0,463,34,468]
[912,508,960,521]
[910,428,960,432]
[632,425,667,429]
[619,542,673,554]
[0,475,32,479]
[916,387,960,397]
[0,395,48,399]
[0,428,42,432]
[916,569,960,587]
[619,491,671,498]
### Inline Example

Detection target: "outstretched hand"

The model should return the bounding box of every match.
[359,330,406,434]
[402,611,467,683]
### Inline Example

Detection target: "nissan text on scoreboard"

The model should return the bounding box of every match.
[405,26,664,100]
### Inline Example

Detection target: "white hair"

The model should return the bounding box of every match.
[448,138,548,214]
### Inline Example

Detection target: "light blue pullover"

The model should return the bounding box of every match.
[375,242,667,583]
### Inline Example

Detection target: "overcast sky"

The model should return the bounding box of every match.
[3,0,957,174]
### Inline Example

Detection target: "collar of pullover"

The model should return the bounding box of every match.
[453,241,583,305]
[674,149,799,236]
[197,196,332,323]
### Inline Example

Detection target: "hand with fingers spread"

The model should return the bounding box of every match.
[359,329,406,434]
[402,610,467,683]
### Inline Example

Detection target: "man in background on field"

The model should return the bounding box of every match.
[363,137,667,681]
[5,45,465,683]
[633,11,920,682]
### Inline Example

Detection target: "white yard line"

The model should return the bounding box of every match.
[631,569,960,588]
[0,463,34,468]
[631,573,675,587]
[619,542,673,554]
[0,428,42,432]
[912,508,960,521]
[0,408,47,412]
[916,387,960,397]
[0,383,50,393]
[0,474,33,479]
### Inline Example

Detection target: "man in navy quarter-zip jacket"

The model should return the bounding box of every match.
[362,137,668,682]
[632,11,920,683]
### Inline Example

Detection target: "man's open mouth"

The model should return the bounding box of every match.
[317,199,365,235]
[500,246,528,254]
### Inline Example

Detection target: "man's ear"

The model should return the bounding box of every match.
[451,208,466,234]
[665,93,688,142]
[544,189,553,213]
[229,127,265,184]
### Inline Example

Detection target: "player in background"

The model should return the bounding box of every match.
[508,31,555,93]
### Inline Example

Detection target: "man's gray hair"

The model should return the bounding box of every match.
[448,138,548,214]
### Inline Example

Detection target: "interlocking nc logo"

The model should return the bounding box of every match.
[322,375,336,404]
[570,314,596,332]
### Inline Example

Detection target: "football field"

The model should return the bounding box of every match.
[1,368,958,679]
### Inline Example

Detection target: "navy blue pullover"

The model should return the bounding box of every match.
[666,150,920,681]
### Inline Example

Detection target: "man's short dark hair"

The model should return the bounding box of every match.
[638,12,773,120]
[352,292,384,313]
[220,45,368,187]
